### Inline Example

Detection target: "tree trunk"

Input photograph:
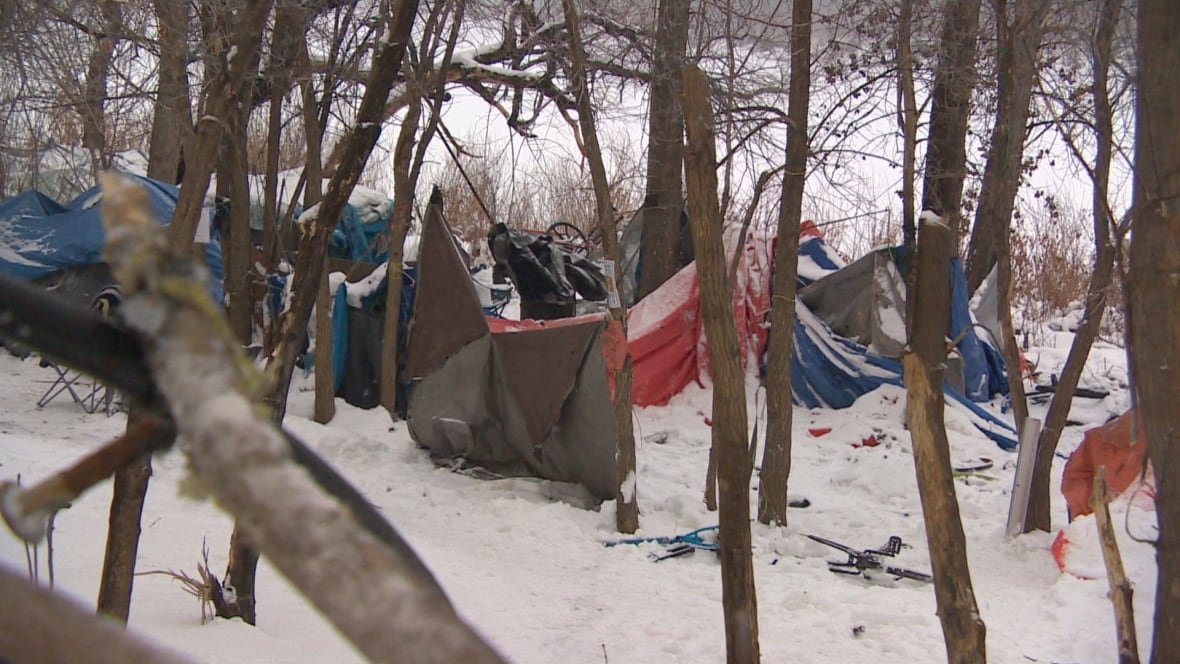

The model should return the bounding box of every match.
[964,0,1051,294]
[920,0,982,240]
[380,93,422,416]
[636,0,690,302]
[758,0,810,527]
[147,0,192,184]
[1023,0,1122,534]
[898,0,918,249]
[221,100,255,347]
[167,0,274,254]
[95,449,151,622]
[313,269,336,424]
[560,0,639,534]
[684,62,760,664]
[1130,2,1180,660]
[80,0,122,178]
[903,217,987,662]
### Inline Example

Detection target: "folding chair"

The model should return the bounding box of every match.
[34,285,122,415]
[36,361,114,414]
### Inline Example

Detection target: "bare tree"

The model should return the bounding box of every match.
[963,0,1051,291]
[561,0,640,534]
[684,61,760,664]
[758,0,811,527]
[1129,1,1180,659]
[1023,0,1122,534]
[904,215,987,663]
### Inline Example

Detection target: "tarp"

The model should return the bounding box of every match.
[627,227,1016,450]
[404,206,620,499]
[0,174,224,302]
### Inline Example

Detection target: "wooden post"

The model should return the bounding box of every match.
[902,216,987,662]
[683,62,760,664]
[1091,468,1140,664]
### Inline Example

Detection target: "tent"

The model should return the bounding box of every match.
[0,174,224,305]
[627,226,1018,450]
[402,202,621,500]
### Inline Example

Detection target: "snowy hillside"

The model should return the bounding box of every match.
[0,319,1156,663]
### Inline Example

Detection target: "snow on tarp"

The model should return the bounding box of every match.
[0,175,224,301]
[797,220,845,285]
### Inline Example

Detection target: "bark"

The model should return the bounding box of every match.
[95,449,152,622]
[1,567,190,664]
[903,218,986,663]
[147,0,192,184]
[1091,468,1140,663]
[758,0,810,527]
[167,0,274,253]
[265,0,421,421]
[1130,2,1180,660]
[920,0,982,239]
[561,0,639,534]
[684,62,760,663]
[964,0,1051,294]
[1023,0,1122,534]
[636,0,690,302]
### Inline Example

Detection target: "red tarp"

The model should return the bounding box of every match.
[626,232,774,407]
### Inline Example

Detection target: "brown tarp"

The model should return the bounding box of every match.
[404,201,488,379]
[404,206,619,500]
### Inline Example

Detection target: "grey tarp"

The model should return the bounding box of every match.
[405,203,618,500]
[798,247,907,358]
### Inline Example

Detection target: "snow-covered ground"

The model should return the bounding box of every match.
[0,316,1156,663]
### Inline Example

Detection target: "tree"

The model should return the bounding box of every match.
[561,0,640,534]
[904,215,987,663]
[684,61,760,664]
[1023,0,1123,534]
[757,0,811,527]
[921,0,982,238]
[1129,1,1180,659]
[636,0,690,302]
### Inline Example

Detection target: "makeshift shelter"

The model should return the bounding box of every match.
[0,174,224,305]
[403,205,620,500]
[626,226,1017,450]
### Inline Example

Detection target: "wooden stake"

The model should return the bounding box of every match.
[1091,467,1140,664]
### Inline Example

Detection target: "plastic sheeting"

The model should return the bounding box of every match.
[0,174,224,301]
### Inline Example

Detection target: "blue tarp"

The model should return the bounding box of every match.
[329,204,393,263]
[791,300,1017,450]
[0,174,224,301]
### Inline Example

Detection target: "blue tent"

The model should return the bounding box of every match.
[0,174,223,302]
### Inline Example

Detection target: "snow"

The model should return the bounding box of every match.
[0,321,1159,663]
